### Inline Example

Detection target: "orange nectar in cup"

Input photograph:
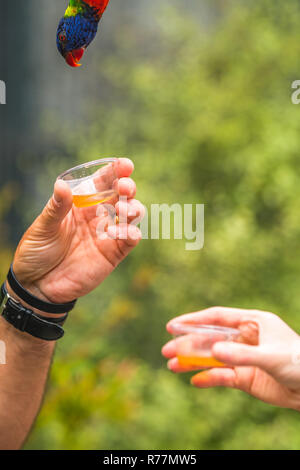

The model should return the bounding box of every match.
[58,158,118,209]
[176,355,226,368]
[171,324,241,369]
[72,190,116,208]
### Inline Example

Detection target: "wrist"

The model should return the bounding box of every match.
[1,281,67,342]
[7,263,76,316]
[5,282,66,321]
[12,263,54,304]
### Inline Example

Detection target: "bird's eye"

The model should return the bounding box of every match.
[59,31,67,42]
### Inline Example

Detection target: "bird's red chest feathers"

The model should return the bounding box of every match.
[83,0,111,16]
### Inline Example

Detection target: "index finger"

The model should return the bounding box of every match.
[167,307,262,335]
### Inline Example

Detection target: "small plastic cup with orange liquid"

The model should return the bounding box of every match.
[171,323,241,368]
[58,158,118,208]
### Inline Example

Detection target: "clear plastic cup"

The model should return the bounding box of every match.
[171,323,241,368]
[58,158,118,208]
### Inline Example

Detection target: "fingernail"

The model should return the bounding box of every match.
[54,193,62,206]
[54,181,64,205]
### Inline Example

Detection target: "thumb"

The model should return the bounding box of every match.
[39,180,73,231]
[212,341,272,370]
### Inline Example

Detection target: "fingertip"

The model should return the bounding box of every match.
[129,200,146,220]
[127,225,142,243]
[42,180,73,228]
[54,179,72,206]
[116,158,134,177]
[161,340,176,358]
[167,358,178,371]
[115,199,145,223]
[166,321,173,334]
[166,320,180,334]
[165,320,192,336]
[191,371,211,387]
[118,178,136,198]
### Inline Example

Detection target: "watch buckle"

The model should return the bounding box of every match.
[0,292,10,315]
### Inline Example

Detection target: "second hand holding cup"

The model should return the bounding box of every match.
[171,323,241,368]
[58,158,118,208]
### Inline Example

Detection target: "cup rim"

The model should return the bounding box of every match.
[171,323,240,337]
[57,157,118,181]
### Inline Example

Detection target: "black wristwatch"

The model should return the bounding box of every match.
[0,265,76,341]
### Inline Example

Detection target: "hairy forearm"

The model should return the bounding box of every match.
[0,317,55,449]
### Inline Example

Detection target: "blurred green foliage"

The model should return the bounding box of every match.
[2,0,300,449]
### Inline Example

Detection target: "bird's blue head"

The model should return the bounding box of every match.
[56,14,98,67]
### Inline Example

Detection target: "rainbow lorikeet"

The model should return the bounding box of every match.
[56,0,111,67]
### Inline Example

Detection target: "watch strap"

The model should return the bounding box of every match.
[7,265,77,314]
[0,284,67,341]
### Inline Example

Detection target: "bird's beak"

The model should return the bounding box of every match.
[65,48,85,67]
